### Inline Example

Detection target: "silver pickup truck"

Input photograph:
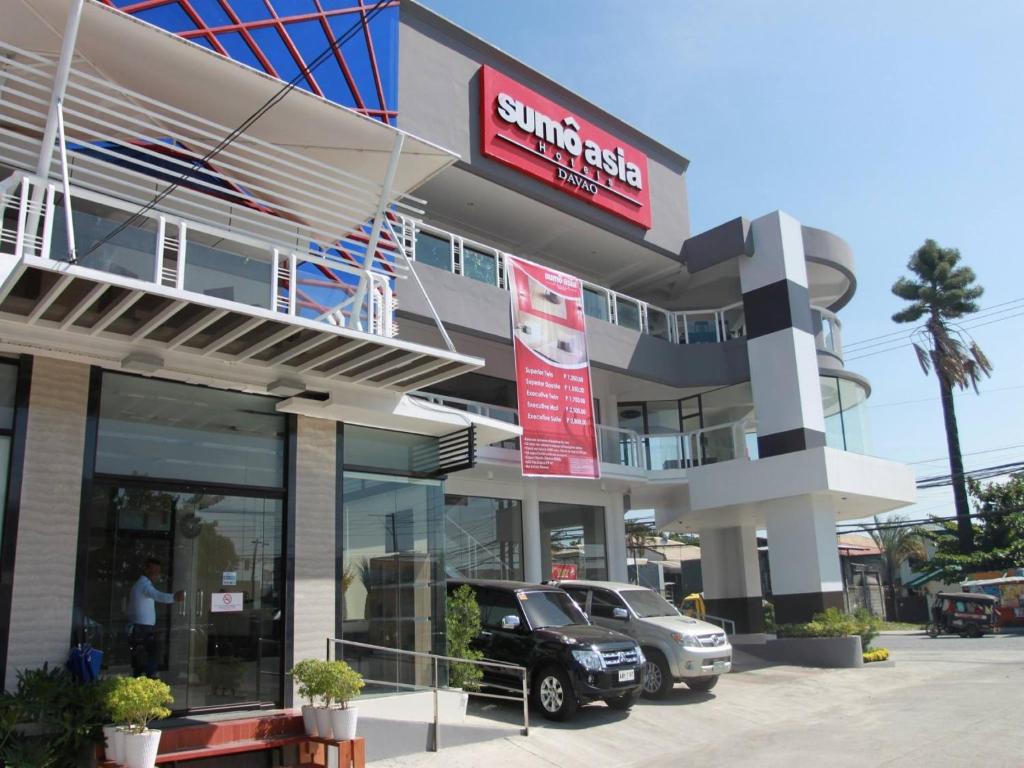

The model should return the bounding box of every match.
[558,580,732,699]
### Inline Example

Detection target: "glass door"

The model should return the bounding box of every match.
[81,484,284,713]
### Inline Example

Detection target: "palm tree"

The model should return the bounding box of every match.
[892,240,992,554]
[862,515,927,619]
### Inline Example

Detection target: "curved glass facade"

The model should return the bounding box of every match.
[821,375,871,454]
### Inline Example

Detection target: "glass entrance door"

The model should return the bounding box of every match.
[81,484,284,712]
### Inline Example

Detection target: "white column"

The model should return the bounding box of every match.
[522,483,541,583]
[764,495,844,623]
[698,524,764,634]
[291,416,337,683]
[604,495,628,583]
[5,358,89,689]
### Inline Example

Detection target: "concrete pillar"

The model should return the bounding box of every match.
[604,495,628,583]
[291,416,337,686]
[741,211,826,457]
[522,483,541,583]
[698,524,764,633]
[765,496,844,623]
[5,358,89,689]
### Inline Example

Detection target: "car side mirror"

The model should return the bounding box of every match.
[612,607,629,620]
[501,614,521,631]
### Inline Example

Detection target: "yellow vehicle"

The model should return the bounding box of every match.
[679,593,706,619]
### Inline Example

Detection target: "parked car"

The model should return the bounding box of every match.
[447,579,645,721]
[555,580,731,699]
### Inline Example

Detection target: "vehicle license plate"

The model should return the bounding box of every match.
[618,669,635,682]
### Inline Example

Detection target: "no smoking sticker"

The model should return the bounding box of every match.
[211,592,243,613]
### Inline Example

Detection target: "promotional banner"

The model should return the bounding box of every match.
[507,255,600,479]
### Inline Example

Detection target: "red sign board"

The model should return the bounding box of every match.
[480,66,652,229]
[507,255,599,479]
[551,563,579,581]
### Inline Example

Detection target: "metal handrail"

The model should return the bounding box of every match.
[324,636,529,751]
[701,614,738,636]
[640,417,756,470]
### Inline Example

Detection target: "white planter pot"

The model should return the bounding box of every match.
[314,706,334,739]
[123,729,162,768]
[330,706,358,741]
[301,704,319,736]
[111,727,129,765]
[102,725,122,764]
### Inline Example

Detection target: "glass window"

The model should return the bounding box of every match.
[821,376,845,450]
[615,298,641,331]
[820,376,871,454]
[95,373,286,488]
[477,588,521,629]
[462,245,497,285]
[620,588,679,618]
[444,495,523,581]
[583,286,609,322]
[0,363,16,429]
[589,589,626,619]
[646,400,683,471]
[520,590,587,629]
[540,502,607,581]
[414,231,452,271]
[560,586,589,610]
[344,425,439,475]
[340,472,445,689]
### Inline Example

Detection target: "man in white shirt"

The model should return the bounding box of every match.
[128,557,183,678]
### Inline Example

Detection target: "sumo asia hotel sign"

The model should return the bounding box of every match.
[480,66,652,229]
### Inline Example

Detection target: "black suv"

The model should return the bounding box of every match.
[447,579,645,721]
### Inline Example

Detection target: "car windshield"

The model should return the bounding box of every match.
[520,590,588,628]
[620,589,679,618]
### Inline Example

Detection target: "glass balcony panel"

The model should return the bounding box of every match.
[292,259,361,325]
[721,306,745,339]
[51,200,157,281]
[684,312,719,344]
[462,245,498,285]
[647,434,685,470]
[583,286,609,322]
[647,307,671,340]
[616,298,641,330]
[184,234,273,309]
[414,231,452,271]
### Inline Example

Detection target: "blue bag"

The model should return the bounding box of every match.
[66,643,104,683]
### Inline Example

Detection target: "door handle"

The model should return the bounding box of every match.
[195,589,204,618]
[479,630,493,637]
[178,591,187,617]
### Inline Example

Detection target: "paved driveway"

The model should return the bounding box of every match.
[372,631,1023,767]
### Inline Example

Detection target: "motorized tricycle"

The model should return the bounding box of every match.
[926,592,997,638]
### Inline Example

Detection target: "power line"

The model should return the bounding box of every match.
[906,442,1024,465]
[842,296,1024,350]
[869,384,1024,410]
[78,0,392,260]
[836,506,1023,533]
[916,460,1024,489]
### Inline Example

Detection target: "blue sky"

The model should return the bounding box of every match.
[422,0,1024,524]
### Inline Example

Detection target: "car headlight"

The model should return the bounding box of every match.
[672,632,701,649]
[571,649,605,671]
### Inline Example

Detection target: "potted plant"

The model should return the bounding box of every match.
[106,676,173,768]
[323,660,364,741]
[290,659,324,737]
[445,584,483,721]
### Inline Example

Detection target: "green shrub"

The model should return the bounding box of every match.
[321,661,364,709]
[0,664,109,767]
[776,607,882,650]
[762,600,776,633]
[105,676,172,733]
[290,659,326,706]
[446,585,484,691]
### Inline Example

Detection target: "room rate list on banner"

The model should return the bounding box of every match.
[507,255,600,479]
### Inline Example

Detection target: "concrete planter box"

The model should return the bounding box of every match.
[743,636,864,668]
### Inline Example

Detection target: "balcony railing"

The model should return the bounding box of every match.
[1,174,398,337]
[409,392,755,472]
[814,305,843,357]
[397,217,747,346]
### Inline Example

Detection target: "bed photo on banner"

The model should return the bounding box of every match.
[506,254,600,479]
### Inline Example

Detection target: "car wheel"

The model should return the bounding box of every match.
[604,689,641,711]
[532,666,577,721]
[641,649,672,700]
[685,675,719,692]
[927,623,940,638]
